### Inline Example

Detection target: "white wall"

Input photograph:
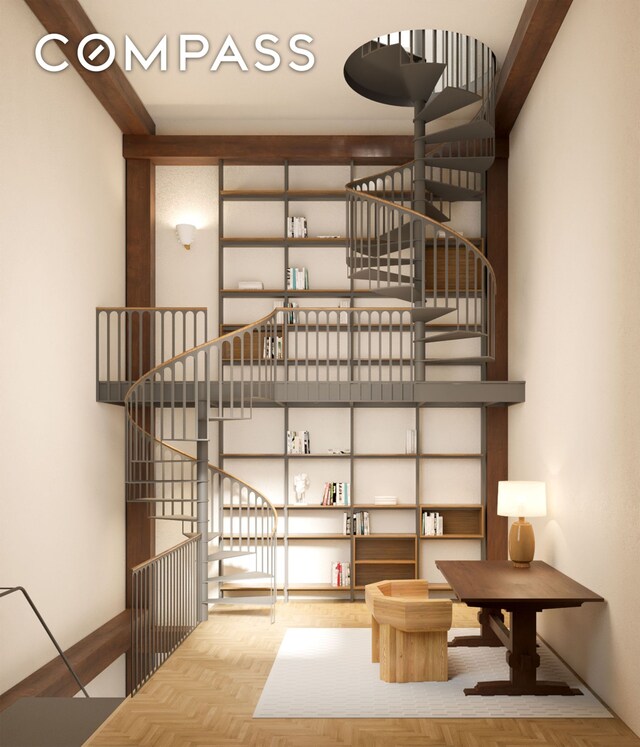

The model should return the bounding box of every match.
[508,0,640,733]
[0,0,125,693]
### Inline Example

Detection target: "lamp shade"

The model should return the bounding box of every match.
[497,481,547,518]
[176,223,196,249]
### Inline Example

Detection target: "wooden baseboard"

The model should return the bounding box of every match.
[0,610,130,713]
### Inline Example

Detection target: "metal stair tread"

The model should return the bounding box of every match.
[421,119,494,145]
[417,86,481,122]
[208,549,255,560]
[156,514,197,521]
[425,155,495,172]
[411,307,457,322]
[418,330,487,343]
[184,531,220,540]
[208,571,271,582]
[208,595,276,606]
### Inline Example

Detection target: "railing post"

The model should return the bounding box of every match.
[196,357,209,622]
[413,100,427,381]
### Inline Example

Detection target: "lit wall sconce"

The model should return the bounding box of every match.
[176,223,196,250]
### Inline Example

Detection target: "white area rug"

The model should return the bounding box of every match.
[254,628,611,719]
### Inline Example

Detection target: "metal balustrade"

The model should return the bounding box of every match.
[130,536,199,694]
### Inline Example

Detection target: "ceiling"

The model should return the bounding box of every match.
[79,0,526,135]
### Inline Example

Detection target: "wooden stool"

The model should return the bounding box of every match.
[365,579,452,683]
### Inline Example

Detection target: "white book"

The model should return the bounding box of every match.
[238,280,263,290]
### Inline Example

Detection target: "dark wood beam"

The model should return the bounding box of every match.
[485,156,509,560]
[23,0,154,134]
[0,611,130,712]
[123,135,415,165]
[125,157,156,596]
[495,0,573,136]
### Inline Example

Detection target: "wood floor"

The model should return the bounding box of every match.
[87,602,639,747]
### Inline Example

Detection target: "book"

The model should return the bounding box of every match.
[331,560,350,587]
[321,481,350,506]
[262,335,283,359]
[287,216,308,238]
[238,280,263,290]
[374,495,397,505]
[287,267,309,290]
[287,430,310,454]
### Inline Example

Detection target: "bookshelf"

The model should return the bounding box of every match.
[218,161,487,599]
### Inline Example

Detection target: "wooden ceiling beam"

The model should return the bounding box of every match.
[495,0,573,136]
[23,0,154,134]
[122,135,415,165]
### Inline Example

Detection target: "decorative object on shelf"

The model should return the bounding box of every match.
[327,448,350,455]
[374,495,397,506]
[175,223,196,251]
[293,473,310,504]
[405,429,416,454]
[238,280,264,290]
[497,481,547,568]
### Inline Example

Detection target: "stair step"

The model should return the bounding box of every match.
[418,330,486,343]
[411,307,457,323]
[421,119,494,145]
[208,595,276,606]
[208,549,255,561]
[0,697,123,747]
[424,356,493,365]
[351,268,414,284]
[344,43,415,107]
[423,179,483,202]
[185,531,220,540]
[347,256,413,268]
[425,155,494,172]
[417,87,481,122]
[155,514,197,522]
[399,61,446,101]
[373,286,421,302]
[208,571,272,583]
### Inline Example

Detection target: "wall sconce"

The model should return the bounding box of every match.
[176,223,196,250]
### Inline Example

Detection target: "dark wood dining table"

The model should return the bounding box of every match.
[435,560,604,696]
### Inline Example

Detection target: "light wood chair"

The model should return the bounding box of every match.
[365,579,452,682]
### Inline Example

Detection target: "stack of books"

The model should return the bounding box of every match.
[287,430,310,454]
[262,335,283,359]
[321,482,350,506]
[287,216,308,238]
[422,511,445,536]
[287,267,309,290]
[346,510,370,535]
[237,280,263,290]
[331,561,350,588]
[374,495,397,506]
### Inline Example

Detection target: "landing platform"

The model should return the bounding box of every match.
[97,380,524,407]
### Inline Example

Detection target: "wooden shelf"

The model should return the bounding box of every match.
[285,504,350,510]
[287,534,350,540]
[220,288,366,297]
[354,559,416,565]
[420,533,484,539]
[353,533,415,538]
[420,505,485,538]
[221,237,347,247]
[352,504,415,510]
[221,453,482,459]
[220,189,346,201]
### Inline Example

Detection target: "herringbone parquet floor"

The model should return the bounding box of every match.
[86,602,639,747]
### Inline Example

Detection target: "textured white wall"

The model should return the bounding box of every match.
[508,0,640,733]
[0,0,125,693]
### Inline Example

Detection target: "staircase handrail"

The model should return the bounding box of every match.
[0,586,89,698]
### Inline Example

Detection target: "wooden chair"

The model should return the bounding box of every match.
[365,579,452,682]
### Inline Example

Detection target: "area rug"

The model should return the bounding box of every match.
[254,628,611,719]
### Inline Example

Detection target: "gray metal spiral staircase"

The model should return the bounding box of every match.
[344,29,497,378]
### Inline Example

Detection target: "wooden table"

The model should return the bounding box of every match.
[436,560,604,696]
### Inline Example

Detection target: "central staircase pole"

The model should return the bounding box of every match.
[196,380,209,622]
[413,99,427,381]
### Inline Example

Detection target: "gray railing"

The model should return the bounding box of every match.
[96,307,208,400]
[130,536,199,694]
[0,586,89,698]
[345,188,495,359]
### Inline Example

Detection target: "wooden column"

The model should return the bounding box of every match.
[125,158,155,691]
[485,152,509,560]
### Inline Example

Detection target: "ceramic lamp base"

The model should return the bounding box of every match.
[508,518,535,568]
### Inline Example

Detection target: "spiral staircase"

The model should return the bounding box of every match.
[95,29,519,692]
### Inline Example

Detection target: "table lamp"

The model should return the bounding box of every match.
[497,481,547,568]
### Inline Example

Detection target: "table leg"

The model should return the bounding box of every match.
[449,607,504,648]
[464,607,583,696]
